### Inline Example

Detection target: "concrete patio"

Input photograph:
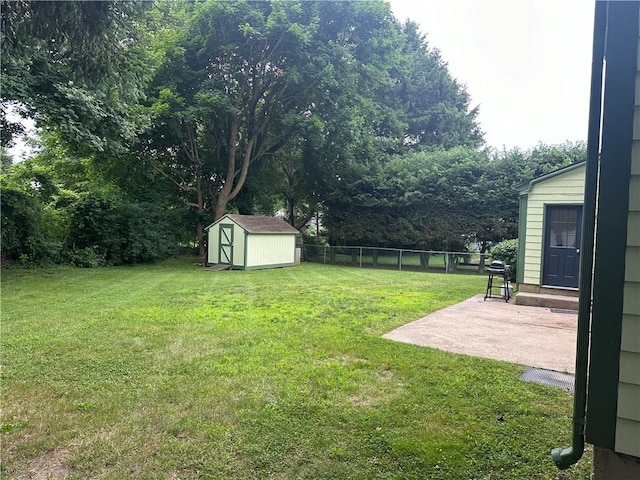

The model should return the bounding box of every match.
[383,293,578,373]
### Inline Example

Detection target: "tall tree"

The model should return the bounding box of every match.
[319,15,485,247]
[143,0,406,253]
[142,1,316,252]
[396,21,483,150]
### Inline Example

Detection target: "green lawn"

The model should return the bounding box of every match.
[1,259,589,479]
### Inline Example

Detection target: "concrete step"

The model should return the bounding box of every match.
[514,292,579,311]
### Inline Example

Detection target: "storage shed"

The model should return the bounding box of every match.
[205,214,299,270]
[517,162,586,291]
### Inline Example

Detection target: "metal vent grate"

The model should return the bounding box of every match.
[550,308,579,315]
[520,366,575,392]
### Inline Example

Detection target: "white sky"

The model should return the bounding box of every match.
[387,0,595,151]
[5,109,36,161]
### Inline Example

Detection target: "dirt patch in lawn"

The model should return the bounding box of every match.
[16,448,71,480]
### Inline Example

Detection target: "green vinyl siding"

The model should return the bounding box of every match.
[617,383,640,422]
[622,315,640,353]
[616,419,640,457]
[522,165,586,285]
[628,212,640,246]
[624,279,640,304]
[619,351,640,385]
[626,248,640,283]
[630,175,640,209]
[614,29,640,459]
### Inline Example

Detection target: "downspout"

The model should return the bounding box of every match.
[551,0,607,470]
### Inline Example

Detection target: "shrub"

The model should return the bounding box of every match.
[65,246,108,268]
[112,202,175,264]
[0,187,63,265]
[490,238,518,282]
[66,193,175,265]
[2,186,175,267]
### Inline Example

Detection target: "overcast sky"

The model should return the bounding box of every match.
[387,0,595,151]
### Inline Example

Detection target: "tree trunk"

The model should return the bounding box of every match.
[196,221,204,257]
[214,116,255,221]
[446,253,459,272]
[477,241,488,273]
[214,116,239,221]
[195,170,205,257]
[287,196,295,226]
[420,252,430,270]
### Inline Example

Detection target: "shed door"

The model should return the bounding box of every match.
[219,224,234,266]
[543,205,582,288]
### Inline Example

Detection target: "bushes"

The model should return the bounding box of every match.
[66,193,175,265]
[1,188,176,267]
[65,246,108,268]
[0,187,63,265]
[490,238,518,281]
[1,188,39,262]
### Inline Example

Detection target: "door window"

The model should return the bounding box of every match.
[549,208,578,247]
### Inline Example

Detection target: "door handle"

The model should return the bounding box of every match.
[576,248,580,254]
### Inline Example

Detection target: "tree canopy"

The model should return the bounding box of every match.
[0,0,150,152]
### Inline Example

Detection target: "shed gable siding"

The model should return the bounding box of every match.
[615,36,640,456]
[522,165,586,285]
[232,221,246,268]
[207,223,221,264]
[207,219,245,267]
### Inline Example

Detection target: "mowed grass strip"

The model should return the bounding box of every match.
[1,259,589,479]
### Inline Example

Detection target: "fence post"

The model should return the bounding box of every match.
[445,252,448,274]
[399,249,403,271]
[323,245,326,264]
[359,247,363,268]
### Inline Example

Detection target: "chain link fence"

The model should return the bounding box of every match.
[302,245,489,274]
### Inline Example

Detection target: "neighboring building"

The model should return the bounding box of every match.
[205,214,299,270]
[517,162,586,291]
[552,1,640,478]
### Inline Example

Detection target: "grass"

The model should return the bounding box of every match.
[1,259,589,479]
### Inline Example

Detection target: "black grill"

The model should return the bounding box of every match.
[484,260,511,302]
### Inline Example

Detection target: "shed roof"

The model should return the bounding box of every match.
[517,161,586,194]
[207,214,299,234]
